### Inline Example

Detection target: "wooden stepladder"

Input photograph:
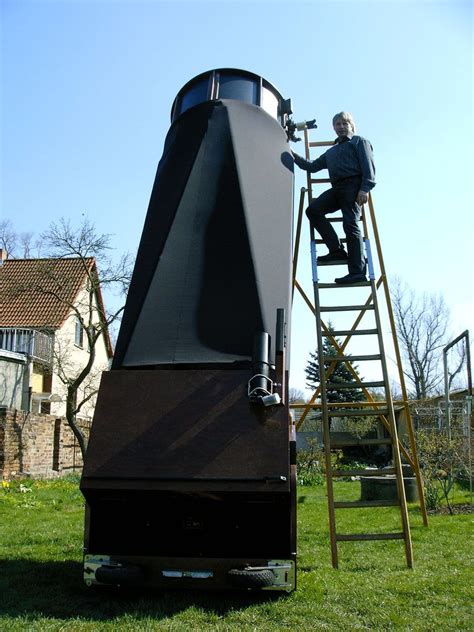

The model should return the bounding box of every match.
[292,129,428,569]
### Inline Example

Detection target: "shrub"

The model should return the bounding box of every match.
[416,428,470,513]
[297,438,325,486]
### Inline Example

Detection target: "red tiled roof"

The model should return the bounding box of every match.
[0,257,114,358]
[1,257,95,328]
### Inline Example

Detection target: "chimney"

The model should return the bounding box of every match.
[0,249,7,265]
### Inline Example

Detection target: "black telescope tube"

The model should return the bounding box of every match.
[251,332,271,395]
[276,308,285,354]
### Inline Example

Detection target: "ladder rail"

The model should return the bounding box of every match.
[310,223,339,568]
[369,274,414,567]
[292,187,307,302]
[367,194,428,527]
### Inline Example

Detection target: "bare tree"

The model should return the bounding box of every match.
[18,232,37,258]
[0,220,40,258]
[289,388,306,404]
[392,279,450,399]
[447,342,467,392]
[0,219,18,255]
[39,218,133,458]
[4,217,133,459]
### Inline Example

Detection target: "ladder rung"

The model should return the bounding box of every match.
[318,282,371,288]
[330,438,392,447]
[323,215,366,224]
[310,178,331,184]
[309,141,334,147]
[322,329,379,336]
[336,533,405,542]
[323,354,381,362]
[334,500,399,508]
[331,468,396,478]
[320,305,375,312]
[328,408,389,417]
[326,381,385,389]
[316,261,350,267]
[315,238,347,243]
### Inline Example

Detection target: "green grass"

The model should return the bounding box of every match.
[0,477,472,631]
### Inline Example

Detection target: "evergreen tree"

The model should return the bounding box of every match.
[305,327,365,404]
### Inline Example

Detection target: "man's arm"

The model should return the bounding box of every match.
[356,138,376,204]
[292,150,327,173]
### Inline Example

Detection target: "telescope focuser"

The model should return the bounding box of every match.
[285,117,317,142]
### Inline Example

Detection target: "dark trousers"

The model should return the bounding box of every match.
[305,177,365,275]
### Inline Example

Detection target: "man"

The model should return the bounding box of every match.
[292,112,375,285]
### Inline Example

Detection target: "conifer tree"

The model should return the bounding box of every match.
[305,325,365,404]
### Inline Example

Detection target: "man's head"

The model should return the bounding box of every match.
[332,112,356,138]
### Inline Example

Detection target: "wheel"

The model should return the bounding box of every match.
[95,564,144,586]
[227,568,275,589]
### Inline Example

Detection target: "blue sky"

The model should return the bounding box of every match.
[2,0,473,393]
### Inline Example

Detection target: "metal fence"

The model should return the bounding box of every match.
[412,398,473,503]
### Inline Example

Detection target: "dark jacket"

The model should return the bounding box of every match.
[293,134,376,193]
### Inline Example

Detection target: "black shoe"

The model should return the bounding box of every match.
[317,249,348,264]
[334,273,368,285]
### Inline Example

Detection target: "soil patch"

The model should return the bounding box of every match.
[428,504,473,515]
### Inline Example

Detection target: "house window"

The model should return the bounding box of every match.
[75,317,84,348]
[40,400,51,414]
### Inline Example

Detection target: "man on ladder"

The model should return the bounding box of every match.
[292,111,375,285]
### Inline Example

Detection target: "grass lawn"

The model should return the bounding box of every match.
[0,476,472,631]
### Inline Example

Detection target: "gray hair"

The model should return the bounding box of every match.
[332,111,356,133]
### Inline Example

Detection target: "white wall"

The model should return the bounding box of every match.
[50,285,111,419]
[0,350,29,410]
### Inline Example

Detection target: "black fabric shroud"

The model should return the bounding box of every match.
[113,100,293,368]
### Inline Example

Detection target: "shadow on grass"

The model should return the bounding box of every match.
[0,559,286,621]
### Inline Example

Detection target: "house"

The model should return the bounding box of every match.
[0,253,113,419]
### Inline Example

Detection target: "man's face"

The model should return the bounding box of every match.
[333,118,352,138]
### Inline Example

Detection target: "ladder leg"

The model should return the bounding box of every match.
[311,228,339,568]
[402,401,429,527]
[292,187,307,302]
[367,194,428,527]
[370,275,413,568]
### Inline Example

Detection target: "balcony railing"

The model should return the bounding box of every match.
[0,328,54,364]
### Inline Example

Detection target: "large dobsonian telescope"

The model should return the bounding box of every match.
[80,68,297,592]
